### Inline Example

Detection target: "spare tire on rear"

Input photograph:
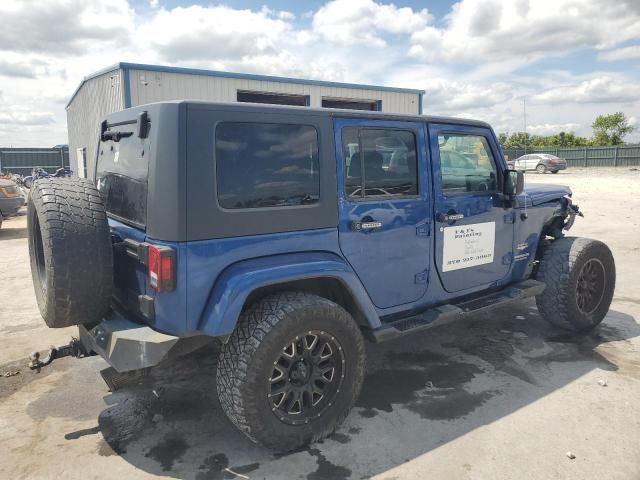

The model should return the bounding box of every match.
[27,178,113,328]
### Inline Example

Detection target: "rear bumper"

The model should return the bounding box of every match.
[79,309,180,372]
[0,196,23,216]
[549,163,567,171]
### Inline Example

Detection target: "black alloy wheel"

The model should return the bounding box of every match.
[575,258,606,314]
[269,331,345,425]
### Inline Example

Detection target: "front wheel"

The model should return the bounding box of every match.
[536,164,547,174]
[216,292,365,452]
[535,237,615,332]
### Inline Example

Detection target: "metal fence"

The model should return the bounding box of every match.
[502,144,640,167]
[0,148,70,176]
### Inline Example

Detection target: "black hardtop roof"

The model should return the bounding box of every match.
[115,100,492,129]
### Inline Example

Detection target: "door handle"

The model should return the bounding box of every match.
[437,212,464,223]
[351,220,383,231]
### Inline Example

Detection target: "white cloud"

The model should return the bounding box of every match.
[422,78,511,111]
[410,0,640,63]
[526,123,582,135]
[598,45,640,62]
[259,6,296,22]
[0,0,134,55]
[137,5,292,63]
[531,76,640,104]
[312,0,431,47]
[0,60,37,79]
[0,109,54,126]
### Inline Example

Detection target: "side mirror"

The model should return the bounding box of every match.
[503,169,524,196]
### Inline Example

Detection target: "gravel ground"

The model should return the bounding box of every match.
[0,167,639,480]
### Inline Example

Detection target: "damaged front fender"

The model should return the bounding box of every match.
[542,195,583,239]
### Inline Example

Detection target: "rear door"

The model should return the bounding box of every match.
[429,123,515,293]
[335,119,432,309]
[96,114,151,317]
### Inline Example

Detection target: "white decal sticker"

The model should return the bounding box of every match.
[442,222,495,272]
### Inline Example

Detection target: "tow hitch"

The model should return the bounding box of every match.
[28,338,94,372]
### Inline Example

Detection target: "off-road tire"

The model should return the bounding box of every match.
[536,164,547,174]
[27,178,113,328]
[535,237,615,332]
[216,291,366,452]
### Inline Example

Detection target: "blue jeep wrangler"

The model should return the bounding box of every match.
[26,101,615,451]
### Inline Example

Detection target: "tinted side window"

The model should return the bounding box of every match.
[342,127,418,199]
[437,134,497,194]
[216,123,319,209]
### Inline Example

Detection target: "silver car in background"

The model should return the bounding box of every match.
[513,153,568,174]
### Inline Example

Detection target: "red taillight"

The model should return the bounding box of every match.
[147,245,176,292]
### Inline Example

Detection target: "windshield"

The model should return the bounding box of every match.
[96,127,149,228]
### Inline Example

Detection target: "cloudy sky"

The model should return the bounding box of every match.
[0,0,639,147]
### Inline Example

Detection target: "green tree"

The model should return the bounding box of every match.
[545,131,590,147]
[500,132,535,149]
[591,112,634,146]
[498,131,589,149]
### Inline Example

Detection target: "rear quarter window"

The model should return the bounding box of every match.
[215,122,320,209]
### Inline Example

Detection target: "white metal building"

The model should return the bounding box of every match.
[66,62,425,177]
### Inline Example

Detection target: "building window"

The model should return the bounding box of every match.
[342,127,418,198]
[237,90,309,107]
[215,122,319,209]
[322,97,381,111]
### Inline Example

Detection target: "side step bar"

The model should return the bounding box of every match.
[367,279,545,343]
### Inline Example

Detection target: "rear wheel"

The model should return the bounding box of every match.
[536,164,546,174]
[216,291,365,451]
[535,237,615,332]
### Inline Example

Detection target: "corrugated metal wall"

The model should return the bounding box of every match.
[503,145,640,167]
[66,69,124,178]
[127,69,420,114]
[67,67,420,178]
[0,148,69,176]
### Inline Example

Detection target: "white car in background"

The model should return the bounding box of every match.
[513,153,568,174]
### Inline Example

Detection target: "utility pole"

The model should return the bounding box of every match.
[523,97,527,154]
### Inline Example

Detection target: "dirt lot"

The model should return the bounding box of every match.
[1,167,639,480]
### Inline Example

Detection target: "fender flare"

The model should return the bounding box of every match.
[197,252,380,337]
